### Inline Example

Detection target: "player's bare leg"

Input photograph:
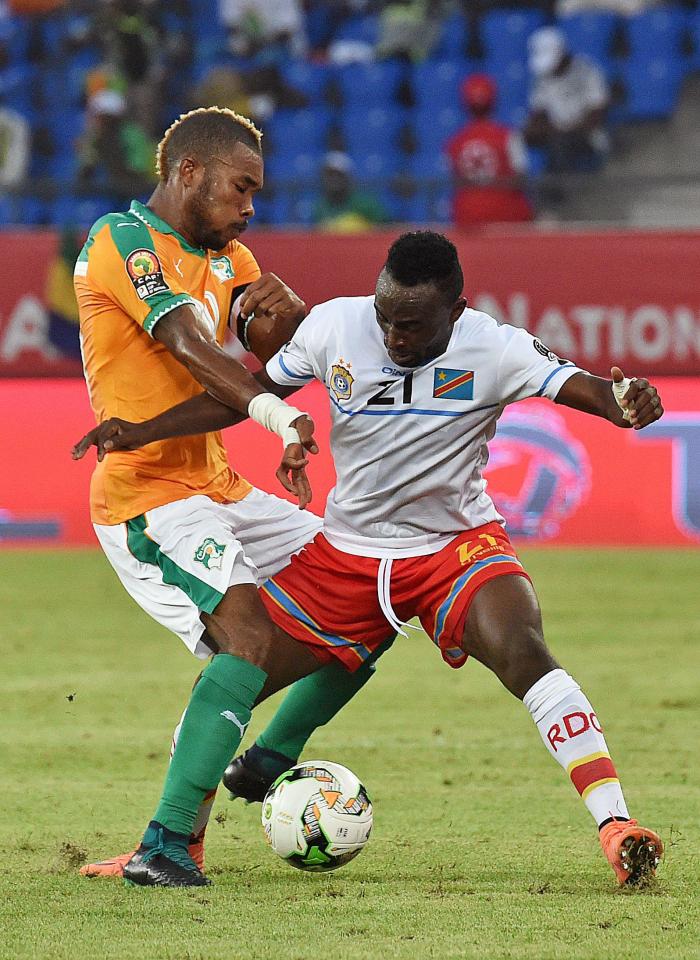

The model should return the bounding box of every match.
[123,583,321,888]
[460,574,663,886]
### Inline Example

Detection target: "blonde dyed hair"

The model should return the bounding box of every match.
[156,106,263,181]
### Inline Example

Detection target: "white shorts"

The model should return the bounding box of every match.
[94,489,322,658]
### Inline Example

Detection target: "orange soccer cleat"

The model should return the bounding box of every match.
[79,835,205,878]
[599,819,663,885]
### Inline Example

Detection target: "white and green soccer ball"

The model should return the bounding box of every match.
[261,760,373,872]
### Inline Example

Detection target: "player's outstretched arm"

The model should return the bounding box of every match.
[71,373,318,507]
[555,366,663,430]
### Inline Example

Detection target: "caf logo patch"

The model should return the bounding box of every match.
[125,248,169,300]
[330,362,354,401]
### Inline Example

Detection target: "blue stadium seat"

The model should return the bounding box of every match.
[46,109,86,154]
[347,149,401,181]
[0,16,30,61]
[0,65,36,114]
[626,6,685,59]
[18,197,49,226]
[333,15,380,46]
[51,152,79,185]
[51,196,116,228]
[264,150,323,184]
[489,59,529,127]
[281,60,331,102]
[0,195,18,226]
[337,60,406,106]
[266,108,331,153]
[689,9,700,71]
[616,56,683,120]
[410,151,452,180]
[481,9,547,64]
[558,11,617,65]
[287,191,318,226]
[433,12,470,59]
[341,106,409,150]
[413,105,464,150]
[413,60,474,112]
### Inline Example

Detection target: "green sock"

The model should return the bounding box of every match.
[256,635,396,760]
[153,653,266,835]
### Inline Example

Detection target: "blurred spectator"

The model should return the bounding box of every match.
[46,228,82,360]
[8,0,65,10]
[557,0,660,13]
[77,89,156,201]
[525,26,610,174]
[219,0,307,61]
[376,0,443,62]
[191,64,307,124]
[0,105,30,188]
[70,0,165,137]
[314,151,389,231]
[446,75,533,226]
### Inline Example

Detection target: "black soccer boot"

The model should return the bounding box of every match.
[223,746,294,802]
[123,822,211,888]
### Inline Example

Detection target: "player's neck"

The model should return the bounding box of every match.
[145,186,198,247]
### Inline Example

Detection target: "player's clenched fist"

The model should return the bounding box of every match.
[611,366,663,430]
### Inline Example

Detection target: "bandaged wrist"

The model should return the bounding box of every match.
[247,393,306,446]
[612,377,635,422]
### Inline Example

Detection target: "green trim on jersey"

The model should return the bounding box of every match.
[143,293,197,335]
[129,200,207,258]
[126,514,224,613]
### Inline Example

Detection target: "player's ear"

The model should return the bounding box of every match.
[450,297,468,323]
[179,156,200,187]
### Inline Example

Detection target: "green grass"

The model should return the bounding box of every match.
[1,548,699,960]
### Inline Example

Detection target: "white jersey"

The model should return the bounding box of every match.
[267,296,582,559]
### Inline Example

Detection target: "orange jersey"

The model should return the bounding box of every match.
[75,199,261,525]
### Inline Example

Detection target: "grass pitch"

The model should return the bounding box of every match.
[1,547,698,960]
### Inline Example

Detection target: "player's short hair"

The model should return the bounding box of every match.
[384,231,463,303]
[156,107,263,181]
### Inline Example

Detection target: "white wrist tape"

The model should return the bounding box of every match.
[248,393,306,446]
[612,377,635,421]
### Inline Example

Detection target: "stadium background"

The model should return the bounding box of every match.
[1,5,699,958]
[0,0,699,549]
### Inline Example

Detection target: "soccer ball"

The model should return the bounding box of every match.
[261,760,373,872]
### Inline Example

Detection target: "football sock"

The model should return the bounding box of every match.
[151,654,266,837]
[170,711,216,839]
[256,635,396,760]
[523,668,630,827]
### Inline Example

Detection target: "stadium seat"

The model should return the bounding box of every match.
[489,59,529,127]
[626,6,685,59]
[0,16,30,62]
[266,108,331,154]
[413,105,464,151]
[688,9,700,71]
[412,59,474,112]
[18,196,49,226]
[340,106,409,151]
[409,151,452,181]
[337,60,406,107]
[333,14,380,47]
[264,150,323,185]
[51,196,117,228]
[281,60,331,102]
[481,9,547,64]
[616,56,683,120]
[558,11,618,65]
[433,12,470,59]
[0,195,18,226]
[347,149,402,182]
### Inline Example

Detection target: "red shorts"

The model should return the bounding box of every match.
[260,522,529,672]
